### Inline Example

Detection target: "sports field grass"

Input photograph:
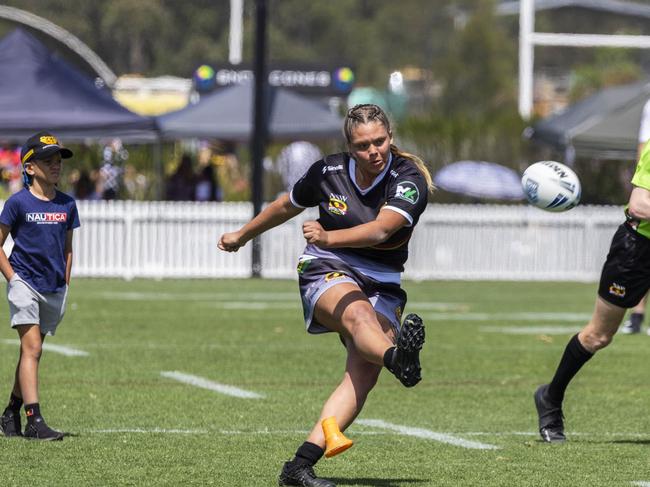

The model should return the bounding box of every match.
[0,278,649,486]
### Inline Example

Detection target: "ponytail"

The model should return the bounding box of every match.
[390,144,435,193]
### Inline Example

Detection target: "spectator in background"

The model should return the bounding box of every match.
[276,141,323,193]
[194,163,221,202]
[98,139,127,200]
[123,164,148,201]
[67,168,98,201]
[165,153,195,201]
[0,146,23,195]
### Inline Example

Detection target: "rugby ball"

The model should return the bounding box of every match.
[521,161,581,212]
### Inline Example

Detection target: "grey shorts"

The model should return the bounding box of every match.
[6,275,68,336]
[297,255,407,335]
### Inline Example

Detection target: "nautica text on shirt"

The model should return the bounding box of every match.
[26,212,67,224]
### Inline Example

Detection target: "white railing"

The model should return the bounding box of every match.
[4,201,624,281]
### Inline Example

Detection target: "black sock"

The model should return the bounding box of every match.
[24,403,41,425]
[631,313,644,327]
[383,346,396,371]
[294,441,324,467]
[6,393,22,413]
[546,334,593,405]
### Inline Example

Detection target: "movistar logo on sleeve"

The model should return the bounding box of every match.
[395,181,419,204]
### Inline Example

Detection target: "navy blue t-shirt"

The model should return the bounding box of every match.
[0,189,80,293]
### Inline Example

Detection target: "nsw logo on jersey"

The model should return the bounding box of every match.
[395,181,419,204]
[26,212,67,224]
[328,193,348,216]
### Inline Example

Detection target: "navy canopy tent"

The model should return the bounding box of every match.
[0,28,156,142]
[157,82,342,141]
[526,80,650,161]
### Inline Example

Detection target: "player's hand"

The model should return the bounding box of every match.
[218,231,245,252]
[303,221,329,247]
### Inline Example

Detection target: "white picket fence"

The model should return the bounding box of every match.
[42,201,624,282]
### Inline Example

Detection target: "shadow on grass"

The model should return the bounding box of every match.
[329,478,429,486]
[609,439,650,445]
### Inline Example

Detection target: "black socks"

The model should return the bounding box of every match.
[294,441,325,467]
[5,393,22,413]
[630,313,644,328]
[546,334,593,405]
[383,346,396,371]
[24,403,41,425]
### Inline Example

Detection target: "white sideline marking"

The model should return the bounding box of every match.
[2,339,89,357]
[632,482,650,487]
[480,326,580,335]
[421,312,590,322]
[94,428,208,434]
[94,291,463,311]
[357,419,499,450]
[96,291,296,301]
[160,371,264,399]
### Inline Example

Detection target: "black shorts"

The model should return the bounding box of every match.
[597,223,650,308]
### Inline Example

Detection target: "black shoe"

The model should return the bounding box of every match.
[23,417,64,441]
[390,313,425,387]
[534,384,565,443]
[278,460,336,487]
[0,409,22,437]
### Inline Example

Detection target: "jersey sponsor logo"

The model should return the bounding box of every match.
[26,212,67,224]
[322,164,343,174]
[328,193,348,216]
[325,271,346,282]
[395,181,419,204]
[608,282,626,298]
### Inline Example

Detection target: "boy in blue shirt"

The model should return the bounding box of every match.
[0,131,80,440]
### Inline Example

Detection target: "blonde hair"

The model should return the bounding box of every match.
[344,104,434,192]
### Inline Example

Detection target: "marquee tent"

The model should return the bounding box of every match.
[525,80,650,161]
[0,28,156,142]
[157,82,342,141]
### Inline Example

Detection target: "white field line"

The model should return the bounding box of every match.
[420,312,590,322]
[84,428,650,439]
[480,326,581,335]
[90,428,383,436]
[2,339,89,357]
[632,482,650,487]
[357,419,499,450]
[160,371,264,399]
[92,291,464,311]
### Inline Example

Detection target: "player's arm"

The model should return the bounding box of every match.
[628,140,650,221]
[218,193,304,252]
[64,229,74,285]
[303,209,407,248]
[0,223,15,282]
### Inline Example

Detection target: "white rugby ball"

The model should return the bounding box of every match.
[521,161,581,212]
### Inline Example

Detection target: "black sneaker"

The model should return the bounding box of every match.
[23,417,64,441]
[534,384,565,443]
[0,409,22,437]
[278,460,336,487]
[390,313,425,387]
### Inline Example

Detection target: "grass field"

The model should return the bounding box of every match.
[1,278,649,486]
